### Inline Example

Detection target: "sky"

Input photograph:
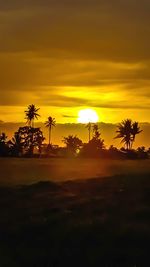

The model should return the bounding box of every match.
[0,0,150,123]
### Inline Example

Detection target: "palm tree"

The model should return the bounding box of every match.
[25,104,40,127]
[115,119,142,150]
[45,117,56,145]
[115,119,132,150]
[131,122,142,148]
[86,122,92,142]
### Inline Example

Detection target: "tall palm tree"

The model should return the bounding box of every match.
[115,119,132,150]
[131,122,142,148]
[45,117,56,145]
[86,122,92,142]
[25,104,40,127]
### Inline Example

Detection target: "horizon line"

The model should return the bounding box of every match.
[0,121,150,125]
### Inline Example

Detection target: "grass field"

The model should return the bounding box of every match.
[0,158,150,266]
[0,158,150,186]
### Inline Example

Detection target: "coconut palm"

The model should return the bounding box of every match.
[115,119,132,150]
[25,104,40,127]
[45,117,56,145]
[115,119,142,150]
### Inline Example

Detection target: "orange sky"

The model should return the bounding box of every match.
[0,0,150,123]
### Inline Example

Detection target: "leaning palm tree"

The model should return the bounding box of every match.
[45,117,56,145]
[25,104,40,127]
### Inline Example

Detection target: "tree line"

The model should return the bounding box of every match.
[0,104,149,159]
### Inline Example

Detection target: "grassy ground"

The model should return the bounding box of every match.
[0,158,150,186]
[0,166,150,266]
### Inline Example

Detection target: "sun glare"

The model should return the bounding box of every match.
[77,109,99,123]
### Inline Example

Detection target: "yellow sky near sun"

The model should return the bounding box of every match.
[0,82,149,123]
[0,104,149,124]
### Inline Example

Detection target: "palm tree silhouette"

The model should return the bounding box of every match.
[115,119,132,150]
[25,104,40,127]
[115,119,142,150]
[45,117,56,145]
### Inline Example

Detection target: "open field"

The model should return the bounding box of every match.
[0,158,150,186]
[0,158,150,266]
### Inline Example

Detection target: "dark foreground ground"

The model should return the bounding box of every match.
[0,173,150,267]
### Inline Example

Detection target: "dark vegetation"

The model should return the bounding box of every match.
[0,104,149,159]
[0,173,149,266]
[0,105,149,266]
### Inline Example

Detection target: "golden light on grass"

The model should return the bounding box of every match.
[77,109,99,123]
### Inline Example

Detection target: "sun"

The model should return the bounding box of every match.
[77,109,99,123]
